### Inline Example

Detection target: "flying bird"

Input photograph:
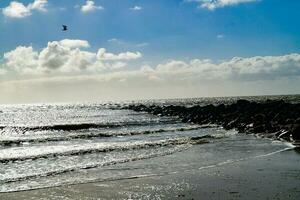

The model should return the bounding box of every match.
[62,25,68,31]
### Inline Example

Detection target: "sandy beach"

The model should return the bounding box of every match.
[1,135,299,200]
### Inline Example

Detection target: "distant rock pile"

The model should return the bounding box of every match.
[126,100,300,142]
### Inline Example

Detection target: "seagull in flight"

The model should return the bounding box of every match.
[62,25,68,31]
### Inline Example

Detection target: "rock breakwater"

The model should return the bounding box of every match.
[125,100,300,142]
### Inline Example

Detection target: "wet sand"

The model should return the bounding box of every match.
[1,144,300,200]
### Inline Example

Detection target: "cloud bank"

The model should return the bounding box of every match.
[1,39,300,103]
[2,39,141,75]
[1,39,300,83]
[2,0,47,18]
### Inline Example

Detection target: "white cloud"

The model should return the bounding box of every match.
[130,6,143,11]
[97,48,142,61]
[58,39,90,49]
[1,51,300,103]
[2,0,47,18]
[156,60,189,72]
[108,38,125,45]
[28,0,47,11]
[149,54,300,81]
[1,39,142,75]
[37,41,95,72]
[2,2,31,18]
[3,46,39,74]
[81,0,103,13]
[1,39,300,84]
[187,0,258,10]
[108,38,149,48]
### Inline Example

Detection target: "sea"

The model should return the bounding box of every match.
[0,95,299,193]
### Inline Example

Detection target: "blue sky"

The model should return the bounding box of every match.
[1,0,300,62]
[0,0,300,103]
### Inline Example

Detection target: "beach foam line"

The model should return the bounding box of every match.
[0,120,179,133]
[1,139,293,193]
[0,136,211,163]
[0,125,216,146]
[0,145,189,185]
[4,146,293,193]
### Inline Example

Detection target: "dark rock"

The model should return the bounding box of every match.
[291,124,300,141]
[253,114,266,124]
[236,99,251,106]
[125,99,300,142]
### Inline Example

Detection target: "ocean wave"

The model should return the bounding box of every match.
[0,121,179,133]
[0,125,216,146]
[0,145,189,185]
[1,141,292,193]
[0,136,211,163]
[0,125,215,146]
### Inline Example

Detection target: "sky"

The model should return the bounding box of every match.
[0,0,300,103]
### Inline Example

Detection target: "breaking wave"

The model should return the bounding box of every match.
[0,125,215,146]
[0,136,211,163]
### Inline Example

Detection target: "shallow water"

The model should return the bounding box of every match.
[0,95,298,193]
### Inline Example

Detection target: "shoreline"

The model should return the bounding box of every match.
[1,140,299,199]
